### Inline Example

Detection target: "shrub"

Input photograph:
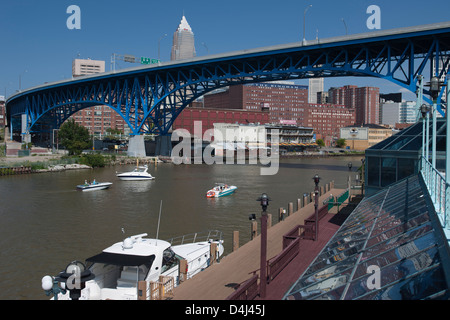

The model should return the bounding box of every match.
[78,153,106,168]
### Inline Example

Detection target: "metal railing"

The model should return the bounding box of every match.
[226,274,259,300]
[165,230,223,246]
[421,156,450,238]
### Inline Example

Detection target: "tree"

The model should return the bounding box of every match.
[336,138,347,148]
[58,119,91,155]
[316,139,325,147]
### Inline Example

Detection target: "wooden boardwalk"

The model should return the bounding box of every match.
[171,188,346,300]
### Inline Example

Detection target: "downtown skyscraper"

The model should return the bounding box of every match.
[171,16,196,61]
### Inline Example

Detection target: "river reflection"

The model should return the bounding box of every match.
[0,156,362,299]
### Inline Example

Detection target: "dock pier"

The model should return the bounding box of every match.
[172,182,357,300]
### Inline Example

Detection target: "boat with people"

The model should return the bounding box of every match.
[41,231,224,300]
[116,164,155,181]
[76,180,112,192]
[206,183,237,198]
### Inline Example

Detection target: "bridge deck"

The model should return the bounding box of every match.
[171,188,346,300]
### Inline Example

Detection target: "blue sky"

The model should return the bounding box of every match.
[1,0,449,100]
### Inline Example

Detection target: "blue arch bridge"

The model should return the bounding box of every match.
[6,22,450,156]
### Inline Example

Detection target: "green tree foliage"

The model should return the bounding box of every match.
[316,139,325,147]
[336,138,347,148]
[78,153,106,168]
[58,119,91,155]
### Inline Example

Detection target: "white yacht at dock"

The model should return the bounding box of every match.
[42,231,224,300]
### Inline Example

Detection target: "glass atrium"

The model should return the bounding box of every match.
[365,118,447,196]
[283,174,450,300]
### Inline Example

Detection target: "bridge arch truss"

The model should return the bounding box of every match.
[6,22,450,140]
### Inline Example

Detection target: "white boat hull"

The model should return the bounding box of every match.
[116,175,154,181]
[206,185,237,198]
[116,165,155,181]
[77,182,112,191]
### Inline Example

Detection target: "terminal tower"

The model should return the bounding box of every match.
[171,15,196,61]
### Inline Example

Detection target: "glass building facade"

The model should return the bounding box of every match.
[283,174,450,300]
[365,118,447,196]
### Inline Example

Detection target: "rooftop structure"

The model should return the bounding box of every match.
[365,119,446,195]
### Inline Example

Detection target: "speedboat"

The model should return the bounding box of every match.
[76,180,112,191]
[206,183,237,198]
[42,231,224,300]
[116,165,155,181]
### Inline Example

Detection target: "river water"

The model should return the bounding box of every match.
[0,156,361,299]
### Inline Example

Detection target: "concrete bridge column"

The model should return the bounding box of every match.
[127,135,146,157]
[155,134,172,156]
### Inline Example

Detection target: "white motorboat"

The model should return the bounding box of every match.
[116,165,155,181]
[206,183,237,198]
[76,180,112,191]
[42,231,224,300]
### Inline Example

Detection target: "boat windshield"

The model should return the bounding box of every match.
[86,252,155,287]
[161,247,182,273]
[86,252,155,268]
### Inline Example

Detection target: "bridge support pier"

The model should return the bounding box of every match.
[155,134,172,157]
[127,135,146,157]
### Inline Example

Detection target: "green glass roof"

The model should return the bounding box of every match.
[367,119,446,152]
[284,174,450,300]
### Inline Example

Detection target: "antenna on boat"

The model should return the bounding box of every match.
[156,200,162,244]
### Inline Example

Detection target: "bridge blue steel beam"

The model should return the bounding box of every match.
[6,22,450,140]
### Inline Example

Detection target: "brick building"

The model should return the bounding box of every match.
[328,85,380,125]
[172,107,270,138]
[304,104,356,146]
[202,82,357,146]
[204,82,309,123]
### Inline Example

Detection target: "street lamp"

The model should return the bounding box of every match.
[41,276,66,300]
[302,4,312,45]
[313,174,320,241]
[43,261,95,300]
[158,34,168,62]
[420,103,431,168]
[342,18,348,35]
[256,193,271,299]
[19,70,27,91]
[361,158,365,196]
[429,76,440,169]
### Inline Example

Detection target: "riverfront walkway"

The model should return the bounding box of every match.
[172,187,350,300]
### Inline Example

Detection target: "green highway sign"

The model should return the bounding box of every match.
[141,57,160,65]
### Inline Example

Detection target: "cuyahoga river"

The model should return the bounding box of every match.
[0,156,362,299]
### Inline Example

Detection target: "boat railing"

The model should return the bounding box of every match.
[165,230,223,246]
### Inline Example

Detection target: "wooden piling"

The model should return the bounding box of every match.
[232,231,239,251]
[179,259,188,283]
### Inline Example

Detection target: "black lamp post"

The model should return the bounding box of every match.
[361,158,365,196]
[256,193,270,299]
[428,76,441,169]
[420,103,430,118]
[313,174,320,241]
